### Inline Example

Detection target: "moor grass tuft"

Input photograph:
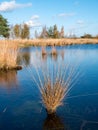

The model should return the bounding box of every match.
[0,40,21,70]
[41,79,66,114]
[27,47,81,115]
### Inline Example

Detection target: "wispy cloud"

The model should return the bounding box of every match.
[77,20,84,25]
[31,15,39,20]
[58,12,76,17]
[0,0,32,12]
[25,15,42,27]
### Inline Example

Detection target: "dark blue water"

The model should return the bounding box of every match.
[0,44,98,130]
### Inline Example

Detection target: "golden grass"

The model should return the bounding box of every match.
[28,49,80,114]
[0,40,20,70]
[0,38,98,47]
[41,80,66,114]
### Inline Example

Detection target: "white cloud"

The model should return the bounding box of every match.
[58,12,76,17]
[0,0,32,12]
[77,20,84,25]
[25,15,42,27]
[31,15,39,20]
[26,20,41,27]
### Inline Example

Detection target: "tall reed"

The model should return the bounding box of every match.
[0,40,19,70]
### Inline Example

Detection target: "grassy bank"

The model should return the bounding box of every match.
[0,38,97,71]
[0,40,22,71]
[0,38,98,47]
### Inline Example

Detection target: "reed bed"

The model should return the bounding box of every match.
[0,38,98,47]
[0,40,21,70]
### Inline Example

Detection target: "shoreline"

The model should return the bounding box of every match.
[0,65,22,72]
[0,38,98,47]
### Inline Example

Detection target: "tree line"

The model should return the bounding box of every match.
[38,25,65,39]
[0,14,29,39]
[0,14,64,39]
[0,14,98,39]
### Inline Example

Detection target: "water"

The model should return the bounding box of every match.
[0,44,98,130]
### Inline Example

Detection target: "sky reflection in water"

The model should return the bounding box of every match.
[0,44,98,130]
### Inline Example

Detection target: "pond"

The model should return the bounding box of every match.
[0,44,98,130]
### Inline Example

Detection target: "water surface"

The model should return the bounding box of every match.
[0,44,98,130]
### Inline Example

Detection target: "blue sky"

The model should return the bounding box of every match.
[0,0,98,37]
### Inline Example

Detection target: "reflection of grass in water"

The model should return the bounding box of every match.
[41,46,47,55]
[28,47,81,115]
[17,52,30,66]
[43,113,65,130]
[0,71,17,88]
[51,46,57,55]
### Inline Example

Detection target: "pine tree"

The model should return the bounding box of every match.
[0,14,10,38]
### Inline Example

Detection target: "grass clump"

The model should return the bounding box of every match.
[28,47,80,115]
[51,46,57,55]
[0,40,22,71]
[41,80,66,114]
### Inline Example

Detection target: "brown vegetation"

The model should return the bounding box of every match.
[29,50,79,115]
[0,40,22,71]
[0,38,98,47]
[41,80,66,114]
